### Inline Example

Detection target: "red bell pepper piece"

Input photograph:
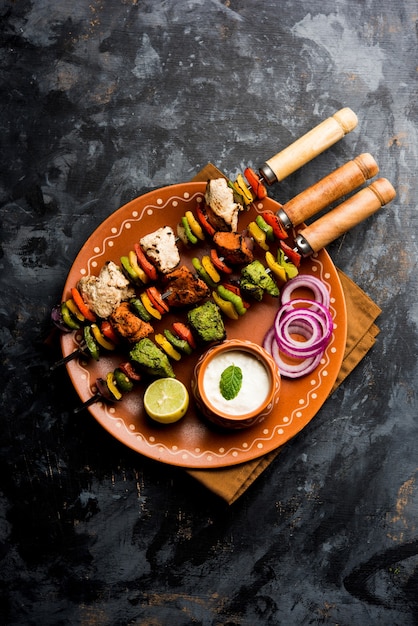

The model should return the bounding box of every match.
[243,167,268,199]
[221,282,240,296]
[118,361,142,382]
[134,243,158,281]
[71,287,96,322]
[261,211,288,240]
[100,320,120,344]
[195,203,216,237]
[210,248,233,274]
[221,283,250,309]
[172,322,196,350]
[146,286,170,314]
[279,240,302,267]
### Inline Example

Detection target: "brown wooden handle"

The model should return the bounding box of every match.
[281,153,379,227]
[296,178,396,254]
[260,108,358,184]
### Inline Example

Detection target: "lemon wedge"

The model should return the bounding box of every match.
[143,378,189,424]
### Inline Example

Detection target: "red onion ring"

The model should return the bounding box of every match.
[271,345,323,379]
[280,274,330,309]
[280,316,322,349]
[274,300,333,358]
[262,326,276,353]
[283,322,322,350]
[262,276,334,379]
[263,324,324,378]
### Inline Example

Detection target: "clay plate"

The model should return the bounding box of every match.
[61,182,347,468]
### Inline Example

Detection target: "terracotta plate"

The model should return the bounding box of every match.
[61,182,347,468]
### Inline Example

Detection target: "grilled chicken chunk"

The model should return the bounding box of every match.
[139,226,180,274]
[110,302,153,343]
[204,178,243,232]
[162,265,210,308]
[77,261,135,319]
[213,231,254,265]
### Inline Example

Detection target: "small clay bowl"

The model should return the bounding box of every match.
[191,339,281,430]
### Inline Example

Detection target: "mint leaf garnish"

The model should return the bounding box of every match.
[219,364,243,400]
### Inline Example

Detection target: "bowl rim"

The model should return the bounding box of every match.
[196,339,279,422]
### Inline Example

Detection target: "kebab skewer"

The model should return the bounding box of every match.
[230,107,359,203]
[52,168,396,370]
[50,107,372,348]
[53,157,396,395]
[74,170,395,409]
[66,177,396,410]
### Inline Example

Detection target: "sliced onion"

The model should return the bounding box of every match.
[262,274,334,379]
[280,274,330,309]
[271,345,323,379]
[51,305,73,333]
[95,377,117,402]
[274,300,333,359]
[263,325,324,378]
[242,230,254,252]
[281,317,323,349]
[262,326,276,354]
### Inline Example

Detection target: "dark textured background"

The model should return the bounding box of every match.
[1,1,418,624]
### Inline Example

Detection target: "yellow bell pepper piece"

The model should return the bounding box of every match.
[106,371,122,401]
[65,298,85,322]
[140,292,162,320]
[201,255,221,283]
[234,173,254,205]
[61,302,81,330]
[91,323,117,350]
[155,334,182,361]
[212,291,239,320]
[248,221,269,250]
[192,257,217,288]
[185,210,205,240]
[265,251,287,284]
[128,250,149,284]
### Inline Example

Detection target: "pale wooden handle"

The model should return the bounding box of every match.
[297,178,396,253]
[263,108,358,183]
[282,153,379,226]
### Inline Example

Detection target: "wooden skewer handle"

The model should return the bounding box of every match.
[296,178,396,254]
[260,107,358,184]
[280,153,379,227]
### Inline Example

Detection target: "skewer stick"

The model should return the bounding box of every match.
[73,394,102,414]
[50,344,87,371]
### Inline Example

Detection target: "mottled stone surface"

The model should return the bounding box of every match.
[1,1,418,624]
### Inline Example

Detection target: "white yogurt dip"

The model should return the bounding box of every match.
[202,349,271,416]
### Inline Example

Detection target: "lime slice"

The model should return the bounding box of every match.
[143,378,189,424]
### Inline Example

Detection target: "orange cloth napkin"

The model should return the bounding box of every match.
[186,164,381,504]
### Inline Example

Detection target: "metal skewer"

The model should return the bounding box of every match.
[73,393,103,414]
[50,343,87,371]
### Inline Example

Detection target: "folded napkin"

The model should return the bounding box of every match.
[186,164,381,504]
